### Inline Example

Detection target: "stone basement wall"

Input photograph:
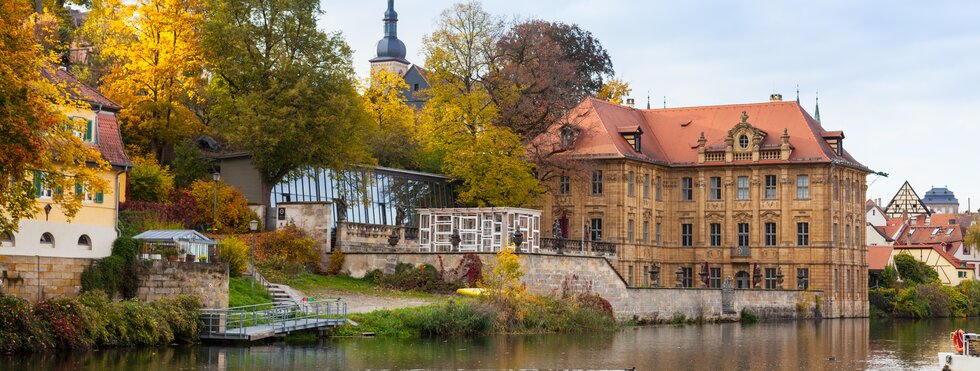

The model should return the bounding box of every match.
[0,255,92,302]
[344,252,827,321]
[137,261,229,308]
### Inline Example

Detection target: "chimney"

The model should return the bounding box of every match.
[625,98,635,107]
[770,93,783,102]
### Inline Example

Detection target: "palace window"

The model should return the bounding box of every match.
[765,268,777,289]
[590,218,603,241]
[765,175,777,199]
[681,223,693,247]
[655,223,662,245]
[765,222,777,246]
[709,267,722,288]
[681,177,693,201]
[643,174,650,199]
[854,181,860,204]
[628,171,635,197]
[559,175,570,195]
[710,223,722,247]
[643,266,649,286]
[845,181,851,204]
[591,171,603,195]
[739,134,749,149]
[797,268,809,290]
[855,226,861,249]
[845,225,851,249]
[797,222,810,246]
[643,220,650,244]
[627,219,635,242]
[681,267,693,288]
[709,177,722,200]
[833,223,839,247]
[833,176,839,200]
[737,176,750,200]
[796,175,810,199]
[628,266,634,285]
[738,223,750,247]
[623,130,642,153]
[655,176,662,200]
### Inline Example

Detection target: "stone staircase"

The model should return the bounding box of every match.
[247,264,305,306]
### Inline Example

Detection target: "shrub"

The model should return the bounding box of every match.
[878,265,898,288]
[894,254,939,285]
[256,225,318,269]
[365,269,384,283]
[171,139,210,189]
[34,297,91,349]
[326,249,345,275]
[128,155,175,203]
[150,295,202,343]
[378,263,461,293]
[219,236,250,277]
[188,180,259,233]
[959,280,980,316]
[893,286,930,318]
[869,288,897,314]
[407,300,496,337]
[0,295,53,352]
[80,238,143,298]
[740,309,758,324]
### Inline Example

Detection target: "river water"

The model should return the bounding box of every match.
[2,318,976,370]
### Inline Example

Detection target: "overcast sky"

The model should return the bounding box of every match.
[321,0,980,210]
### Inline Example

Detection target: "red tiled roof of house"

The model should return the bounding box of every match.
[894,243,967,269]
[871,225,892,242]
[540,98,867,169]
[46,68,122,111]
[868,245,893,271]
[96,112,132,167]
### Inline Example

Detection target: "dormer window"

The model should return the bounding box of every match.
[559,124,578,150]
[618,126,643,153]
[739,134,749,149]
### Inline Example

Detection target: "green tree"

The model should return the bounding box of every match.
[596,78,631,104]
[127,155,175,202]
[418,1,540,207]
[894,253,939,285]
[203,0,373,219]
[363,69,419,169]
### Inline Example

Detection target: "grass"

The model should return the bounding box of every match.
[278,272,437,299]
[228,277,273,308]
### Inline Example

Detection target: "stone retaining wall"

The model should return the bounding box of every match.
[344,252,827,320]
[0,255,92,302]
[137,260,229,308]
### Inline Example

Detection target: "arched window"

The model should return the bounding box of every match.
[77,235,92,249]
[40,232,54,248]
[739,134,749,149]
[0,232,13,247]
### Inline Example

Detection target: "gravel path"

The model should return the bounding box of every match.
[299,289,443,313]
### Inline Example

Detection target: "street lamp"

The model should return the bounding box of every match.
[249,219,258,289]
[212,171,221,232]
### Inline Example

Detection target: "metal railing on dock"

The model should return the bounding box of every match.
[200,299,347,341]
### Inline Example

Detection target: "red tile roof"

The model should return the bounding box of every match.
[96,112,132,167]
[45,67,122,111]
[868,245,893,271]
[894,243,967,269]
[541,98,867,169]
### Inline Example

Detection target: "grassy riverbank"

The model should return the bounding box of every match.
[228,277,273,307]
[0,291,201,353]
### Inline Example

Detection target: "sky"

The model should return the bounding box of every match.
[320,0,980,211]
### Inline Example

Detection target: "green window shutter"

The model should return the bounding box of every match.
[55,186,63,195]
[95,191,104,204]
[84,120,93,141]
[75,183,83,197]
[33,171,42,197]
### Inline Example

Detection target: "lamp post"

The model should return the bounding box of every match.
[212,171,221,232]
[249,219,258,289]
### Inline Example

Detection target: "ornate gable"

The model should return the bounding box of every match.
[698,111,789,163]
[885,181,932,218]
[726,111,768,153]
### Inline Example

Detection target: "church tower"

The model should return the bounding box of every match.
[370,0,410,77]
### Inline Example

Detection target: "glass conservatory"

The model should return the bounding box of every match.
[417,208,540,253]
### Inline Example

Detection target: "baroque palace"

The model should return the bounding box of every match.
[537,94,869,318]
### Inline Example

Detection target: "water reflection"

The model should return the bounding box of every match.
[3,318,977,370]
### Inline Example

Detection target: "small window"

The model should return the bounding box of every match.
[681,267,693,288]
[738,223,750,247]
[558,175,570,195]
[591,171,603,195]
[643,174,650,199]
[833,176,839,200]
[959,271,967,279]
[655,222,662,245]
[709,177,722,200]
[627,219,635,242]
[642,220,650,244]
[856,226,861,248]
[737,176,749,200]
[681,177,693,201]
[590,218,603,241]
[709,267,722,288]
[796,175,810,199]
[739,134,749,149]
[413,83,419,91]
[797,268,809,290]
[0,232,14,247]
[833,223,839,247]
[40,232,54,248]
[628,265,634,285]
[765,222,777,246]
[681,223,693,247]
[710,223,722,247]
[845,224,852,249]
[655,176,662,200]
[797,222,810,246]
[764,268,777,289]
[628,171,635,197]
[764,175,777,199]
[77,235,92,249]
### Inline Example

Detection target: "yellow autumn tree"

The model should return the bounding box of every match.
[596,77,631,104]
[81,0,206,162]
[362,69,419,169]
[0,4,110,233]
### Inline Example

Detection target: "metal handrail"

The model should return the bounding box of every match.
[200,299,347,338]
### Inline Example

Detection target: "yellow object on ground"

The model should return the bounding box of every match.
[456,288,486,297]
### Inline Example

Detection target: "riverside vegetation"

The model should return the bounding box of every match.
[869,254,980,318]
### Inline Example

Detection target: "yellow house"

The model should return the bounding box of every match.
[892,244,976,286]
[0,69,131,301]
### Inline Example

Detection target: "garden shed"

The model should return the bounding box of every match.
[133,230,217,262]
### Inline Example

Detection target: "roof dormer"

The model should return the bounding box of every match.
[618,125,643,153]
[822,130,845,156]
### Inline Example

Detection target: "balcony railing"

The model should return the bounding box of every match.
[731,245,751,257]
[540,238,616,256]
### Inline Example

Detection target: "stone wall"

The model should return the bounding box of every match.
[335,222,419,253]
[0,255,92,302]
[344,252,829,320]
[275,202,333,271]
[137,260,229,308]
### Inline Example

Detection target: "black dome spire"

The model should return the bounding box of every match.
[373,0,407,62]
